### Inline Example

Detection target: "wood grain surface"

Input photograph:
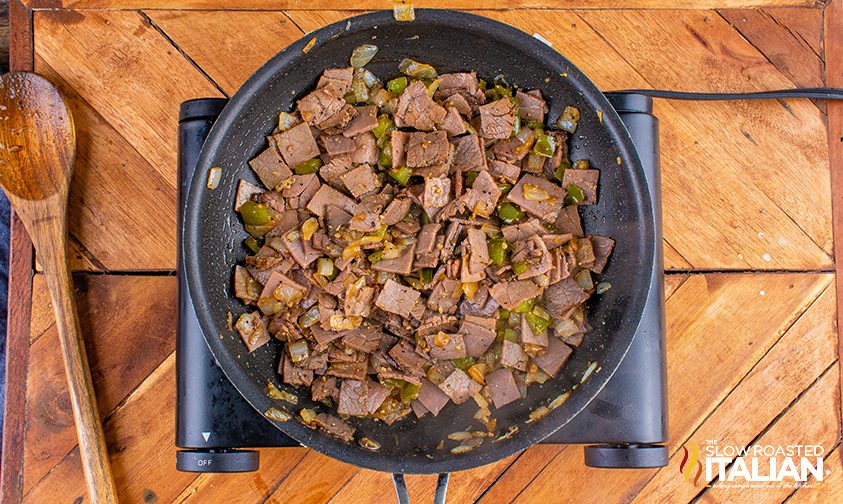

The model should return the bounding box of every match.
[2,1,842,503]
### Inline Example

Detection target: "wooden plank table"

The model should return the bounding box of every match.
[2,0,842,502]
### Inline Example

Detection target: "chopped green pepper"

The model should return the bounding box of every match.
[514,298,535,314]
[574,159,590,170]
[497,202,524,224]
[465,171,479,186]
[488,238,510,266]
[420,268,434,286]
[398,58,437,79]
[316,257,337,279]
[565,183,585,205]
[399,382,420,403]
[239,201,270,226]
[490,341,503,360]
[554,160,572,182]
[512,115,521,136]
[243,236,260,253]
[244,222,275,238]
[420,211,431,225]
[293,158,323,175]
[387,76,408,95]
[595,281,612,294]
[512,261,529,276]
[574,269,594,290]
[499,308,511,320]
[389,166,412,185]
[533,134,557,158]
[497,182,513,194]
[556,105,580,133]
[525,119,544,130]
[501,328,518,343]
[372,114,394,139]
[381,378,407,389]
[525,312,552,334]
[453,357,476,371]
[379,142,394,167]
[478,79,487,91]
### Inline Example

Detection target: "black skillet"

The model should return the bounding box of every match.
[182,8,656,501]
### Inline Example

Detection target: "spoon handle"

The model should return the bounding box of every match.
[30,215,119,504]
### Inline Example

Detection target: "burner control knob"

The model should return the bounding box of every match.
[176,449,260,473]
[584,444,667,469]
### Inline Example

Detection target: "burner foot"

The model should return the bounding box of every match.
[176,449,260,473]
[584,444,667,468]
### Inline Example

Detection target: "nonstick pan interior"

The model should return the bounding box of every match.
[183,9,656,474]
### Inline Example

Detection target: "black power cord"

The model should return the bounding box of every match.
[609,88,843,101]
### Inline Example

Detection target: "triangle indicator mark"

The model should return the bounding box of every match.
[202,432,211,442]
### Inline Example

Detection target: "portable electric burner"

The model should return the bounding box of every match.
[175,92,668,473]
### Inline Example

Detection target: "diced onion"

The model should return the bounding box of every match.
[393,3,416,22]
[206,166,222,189]
[350,44,378,68]
[523,183,550,201]
[288,340,310,363]
[264,407,292,422]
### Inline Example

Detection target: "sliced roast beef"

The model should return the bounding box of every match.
[343,105,379,137]
[281,354,314,386]
[492,132,533,164]
[249,142,293,190]
[381,196,412,226]
[235,179,263,211]
[321,134,357,156]
[405,131,450,168]
[319,154,353,188]
[532,336,573,376]
[282,174,321,209]
[417,379,451,416]
[311,375,340,403]
[351,132,379,165]
[561,169,599,204]
[451,134,487,173]
[501,218,547,242]
[438,369,482,404]
[390,130,410,168]
[462,227,490,283]
[589,235,615,274]
[511,235,552,280]
[575,237,596,269]
[411,400,430,418]
[479,98,516,140]
[543,278,589,320]
[435,72,484,108]
[280,232,322,268]
[542,234,574,250]
[417,315,459,337]
[235,312,270,351]
[423,176,451,209]
[555,205,583,236]
[306,183,356,217]
[325,205,353,230]
[427,278,461,315]
[459,286,500,318]
[520,313,548,348]
[486,368,521,409]
[442,92,472,116]
[343,283,376,318]
[500,339,529,371]
[543,131,569,178]
[341,164,381,198]
[389,340,428,375]
[548,248,574,284]
[317,67,353,95]
[366,379,390,414]
[394,80,446,131]
[488,159,521,184]
[507,174,566,222]
[426,332,467,360]
[313,413,355,441]
[515,90,548,122]
[371,243,416,276]
[338,379,369,416]
[459,170,501,218]
[376,279,421,318]
[489,279,542,310]
[297,84,346,128]
[326,359,368,381]
[443,106,467,137]
[461,317,496,357]
[320,104,357,133]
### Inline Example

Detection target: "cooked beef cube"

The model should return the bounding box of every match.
[249,143,293,190]
[317,67,353,95]
[245,255,289,285]
[459,171,501,218]
[314,413,355,441]
[488,159,521,184]
[459,286,500,318]
[442,92,472,116]
[406,131,450,168]
[426,332,467,360]
[437,369,482,404]
[371,243,416,276]
[235,179,263,211]
[343,105,379,137]
[326,204,353,230]
[281,354,314,386]
[381,196,412,226]
[515,90,547,122]
[391,130,410,169]
[326,359,368,381]
[521,313,548,348]
[281,232,321,268]
[543,278,589,320]
[394,81,447,131]
[414,223,443,269]
[491,134,531,163]
[416,314,459,337]
[589,235,615,274]
[411,400,430,418]
[367,379,391,414]
[532,336,573,376]
[507,174,566,222]
[564,333,585,348]
[462,227,490,283]
[501,219,547,242]
[319,154,353,188]
[500,339,528,371]
[417,379,451,416]
[321,134,357,156]
[461,316,496,357]
[427,278,461,315]
[443,106,467,137]
[376,279,421,318]
[548,248,573,284]
[543,131,569,178]
[320,104,357,133]
[341,164,381,198]
[273,122,321,167]
[561,169,599,204]
[351,132,379,165]
[253,190,286,214]
[301,348,329,371]
[441,222,463,260]
[423,176,451,209]
[307,184,356,217]
[389,340,428,375]
[486,368,521,409]
[297,84,346,128]
[451,134,487,173]
[235,311,270,351]
[555,205,583,236]
[542,234,574,250]
[435,72,484,107]
[282,173,319,209]
[489,279,542,310]
[311,375,340,403]
[311,325,345,347]
[511,235,552,280]
[479,98,516,140]
[338,379,369,416]
[575,237,596,269]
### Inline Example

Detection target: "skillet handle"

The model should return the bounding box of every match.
[392,473,450,504]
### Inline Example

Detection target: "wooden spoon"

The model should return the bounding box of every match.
[0,72,118,503]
